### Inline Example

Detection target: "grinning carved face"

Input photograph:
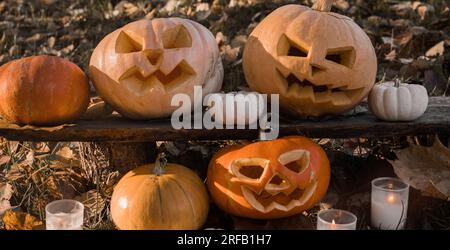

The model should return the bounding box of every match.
[207,136,330,219]
[243,4,377,117]
[90,18,223,119]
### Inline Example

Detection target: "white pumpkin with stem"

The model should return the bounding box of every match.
[368,80,428,121]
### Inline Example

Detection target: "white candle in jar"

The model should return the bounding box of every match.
[46,199,84,230]
[317,209,357,230]
[371,178,409,230]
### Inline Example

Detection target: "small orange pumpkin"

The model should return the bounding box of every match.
[110,160,209,230]
[207,136,330,219]
[243,0,377,117]
[0,55,90,125]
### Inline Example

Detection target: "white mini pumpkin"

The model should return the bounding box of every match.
[368,81,428,121]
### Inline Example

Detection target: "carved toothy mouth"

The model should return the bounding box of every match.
[276,69,364,105]
[241,181,317,213]
[119,60,195,95]
[230,150,318,213]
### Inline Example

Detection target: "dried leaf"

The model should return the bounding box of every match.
[395,31,413,47]
[221,45,240,64]
[0,155,11,166]
[33,142,50,154]
[215,32,227,46]
[2,210,43,230]
[25,33,42,43]
[5,164,24,181]
[334,0,349,11]
[0,200,11,216]
[55,146,74,160]
[23,150,35,166]
[8,141,19,154]
[385,49,397,61]
[60,44,74,55]
[81,101,113,120]
[0,183,13,201]
[389,137,450,200]
[426,40,445,57]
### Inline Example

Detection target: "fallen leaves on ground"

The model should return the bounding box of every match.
[0,183,13,215]
[389,137,450,201]
[2,210,44,230]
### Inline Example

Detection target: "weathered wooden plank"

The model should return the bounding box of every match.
[0,97,448,142]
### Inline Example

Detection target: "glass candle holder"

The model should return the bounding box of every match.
[371,177,409,230]
[317,209,357,230]
[45,199,84,230]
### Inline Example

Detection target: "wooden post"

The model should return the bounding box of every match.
[78,141,157,184]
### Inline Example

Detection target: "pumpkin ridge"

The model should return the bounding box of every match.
[167,176,198,228]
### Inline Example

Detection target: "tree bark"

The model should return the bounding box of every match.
[78,141,157,185]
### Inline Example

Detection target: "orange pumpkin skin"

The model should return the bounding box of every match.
[110,163,209,230]
[207,136,330,219]
[0,55,89,125]
[243,3,377,118]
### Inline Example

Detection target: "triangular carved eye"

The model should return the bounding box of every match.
[230,158,269,180]
[278,149,310,174]
[277,34,308,57]
[115,31,143,53]
[162,24,192,49]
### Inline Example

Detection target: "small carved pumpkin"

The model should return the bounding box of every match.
[90,18,223,119]
[0,55,89,125]
[207,136,330,219]
[110,161,209,230]
[243,1,377,117]
[368,81,428,121]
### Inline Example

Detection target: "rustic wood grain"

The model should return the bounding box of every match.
[0,97,448,142]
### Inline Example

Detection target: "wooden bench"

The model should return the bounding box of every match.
[0,97,448,142]
[0,97,448,175]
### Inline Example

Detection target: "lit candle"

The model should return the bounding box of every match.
[317,209,357,230]
[46,199,84,230]
[371,177,409,230]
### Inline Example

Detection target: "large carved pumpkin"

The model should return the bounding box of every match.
[110,161,209,230]
[243,0,377,117]
[0,55,89,125]
[90,18,223,119]
[207,136,330,219]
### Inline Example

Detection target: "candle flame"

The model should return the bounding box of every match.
[387,194,395,203]
[331,219,337,230]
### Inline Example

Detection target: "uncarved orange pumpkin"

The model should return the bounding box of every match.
[207,136,330,219]
[0,55,90,125]
[243,0,377,118]
[89,18,223,119]
[110,162,209,230]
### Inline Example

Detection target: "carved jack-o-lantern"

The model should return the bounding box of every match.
[207,136,330,219]
[243,1,377,117]
[90,18,223,119]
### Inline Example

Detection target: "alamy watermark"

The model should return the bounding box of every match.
[170,86,280,140]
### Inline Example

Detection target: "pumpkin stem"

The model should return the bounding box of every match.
[154,153,167,176]
[312,0,334,12]
[394,79,401,88]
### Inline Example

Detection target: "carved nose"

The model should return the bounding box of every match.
[144,49,162,66]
